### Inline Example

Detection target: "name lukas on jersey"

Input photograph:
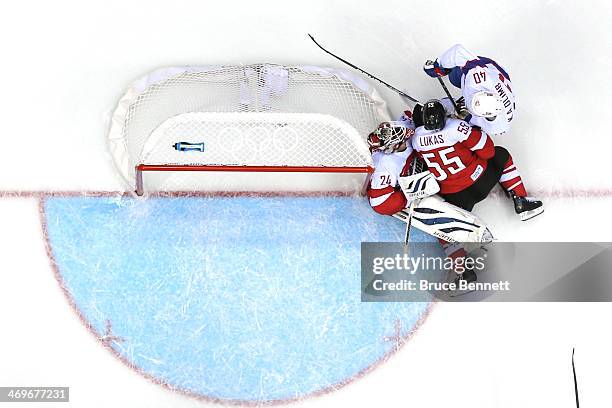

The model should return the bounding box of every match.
[419,134,445,146]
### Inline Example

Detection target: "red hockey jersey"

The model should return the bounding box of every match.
[411,119,494,194]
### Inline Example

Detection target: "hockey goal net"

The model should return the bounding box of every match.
[108,64,391,195]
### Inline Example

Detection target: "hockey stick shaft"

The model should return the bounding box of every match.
[308,34,420,103]
[403,200,417,247]
[572,348,580,408]
[400,159,420,250]
[436,76,460,113]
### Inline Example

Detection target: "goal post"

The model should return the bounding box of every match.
[108,64,391,196]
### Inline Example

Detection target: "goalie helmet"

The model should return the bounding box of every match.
[470,91,503,118]
[368,121,413,153]
[422,99,446,131]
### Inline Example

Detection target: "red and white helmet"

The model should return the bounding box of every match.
[368,121,413,153]
[470,91,503,118]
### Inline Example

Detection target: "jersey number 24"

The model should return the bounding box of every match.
[421,147,466,181]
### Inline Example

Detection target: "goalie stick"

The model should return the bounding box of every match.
[308,34,421,104]
[401,159,418,249]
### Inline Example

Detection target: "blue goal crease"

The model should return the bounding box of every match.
[43,195,435,401]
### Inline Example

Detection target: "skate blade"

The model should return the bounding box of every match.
[449,287,476,298]
[520,207,544,221]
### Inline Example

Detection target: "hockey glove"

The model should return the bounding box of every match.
[455,96,471,120]
[423,59,451,78]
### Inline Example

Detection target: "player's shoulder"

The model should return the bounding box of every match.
[443,117,470,131]
[444,118,473,140]
[412,126,430,147]
[446,117,468,127]
[371,150,393,170]
[371,149,410,175]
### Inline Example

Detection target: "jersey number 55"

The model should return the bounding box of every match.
[421,147,466,181]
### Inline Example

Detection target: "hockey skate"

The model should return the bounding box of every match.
[510,191,544,221]
[448,268,478,298]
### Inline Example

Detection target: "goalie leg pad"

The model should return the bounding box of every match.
[395,195,494,246]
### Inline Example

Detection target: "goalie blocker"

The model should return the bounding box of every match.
[394,171,494,247]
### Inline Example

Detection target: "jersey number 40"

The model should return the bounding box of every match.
[421,147,466,181]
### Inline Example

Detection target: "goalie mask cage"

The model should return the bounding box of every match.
[108,64,391,195]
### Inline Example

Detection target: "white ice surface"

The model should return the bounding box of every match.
[1,0,612,407]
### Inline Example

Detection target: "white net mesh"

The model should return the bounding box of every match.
[108,64,391,194]
[142,113,371,167]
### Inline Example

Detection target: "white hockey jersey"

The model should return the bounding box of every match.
[438,44,516,136]
[366,110,419,213]
[368,147,415,213]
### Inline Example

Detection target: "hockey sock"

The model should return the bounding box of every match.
[499,155,527,197]
[439,239,465,258]
[439,239,467,274]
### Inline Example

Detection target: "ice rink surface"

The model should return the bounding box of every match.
[1,0,612,407]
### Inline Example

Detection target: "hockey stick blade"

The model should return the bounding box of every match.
[307,34,420,103]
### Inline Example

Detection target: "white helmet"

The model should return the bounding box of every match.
[470,91,503,118]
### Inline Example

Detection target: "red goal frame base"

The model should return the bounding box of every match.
[134,164,375,196]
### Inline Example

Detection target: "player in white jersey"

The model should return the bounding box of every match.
[423,44,515,136]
